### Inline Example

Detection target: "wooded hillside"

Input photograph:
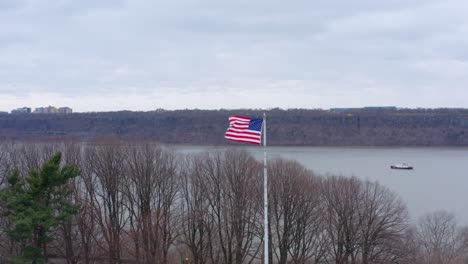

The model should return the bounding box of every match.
[1,108,468,146]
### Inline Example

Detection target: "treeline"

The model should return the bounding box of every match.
[1,108,468,145]
[1,141,468,263]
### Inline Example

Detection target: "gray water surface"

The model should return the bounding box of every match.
[172,145,468,224]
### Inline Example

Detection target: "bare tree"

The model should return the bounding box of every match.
[322,176,363,264]
[321,176,411,264]
[1,141,446,264]
[75,144,101,264]
[202,150,262,264]
[179,155,215,264]
[288,174,328,264]
[269,159,327,264]
[0,142,8,186]
[86,143,128,263]
[18,142,61,172]
[358,181,409,264]
[124,142,180,264]
[416,211,467,264]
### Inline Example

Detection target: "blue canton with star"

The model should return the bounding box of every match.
[248,118,263,131]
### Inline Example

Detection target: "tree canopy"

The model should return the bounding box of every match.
[0,152,80,263]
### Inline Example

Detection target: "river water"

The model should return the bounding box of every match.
[172,145,468,224]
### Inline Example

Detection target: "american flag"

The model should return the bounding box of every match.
[225,115,263,145]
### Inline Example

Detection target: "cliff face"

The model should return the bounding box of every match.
[1,108,468,146]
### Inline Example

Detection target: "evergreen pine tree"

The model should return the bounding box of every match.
[0,152,80,263]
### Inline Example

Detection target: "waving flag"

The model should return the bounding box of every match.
[225,115,263,145]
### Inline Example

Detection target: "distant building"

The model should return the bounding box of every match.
[329,106,397,112]
[11,107,32,114]
[363,106,397,111]
[58,107,73,114]
[34,106,63,114]
[33,106,72,114]
[47,106,58,113]
[34,107,45,113]
[329,108,359,112]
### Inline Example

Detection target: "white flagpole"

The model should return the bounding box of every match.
[263,112,268,264]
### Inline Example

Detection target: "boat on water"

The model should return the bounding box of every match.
[390,163,413,170]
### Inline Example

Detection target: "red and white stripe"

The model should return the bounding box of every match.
[225,115,262,145]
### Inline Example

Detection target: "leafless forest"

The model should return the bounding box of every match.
[2,108,468,146]
[1,141,468,264]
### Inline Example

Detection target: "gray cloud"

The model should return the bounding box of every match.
[1,0,468,111]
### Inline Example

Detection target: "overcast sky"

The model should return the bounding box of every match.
[1,0,468,112]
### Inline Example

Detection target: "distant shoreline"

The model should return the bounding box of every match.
[1,108,468,146]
